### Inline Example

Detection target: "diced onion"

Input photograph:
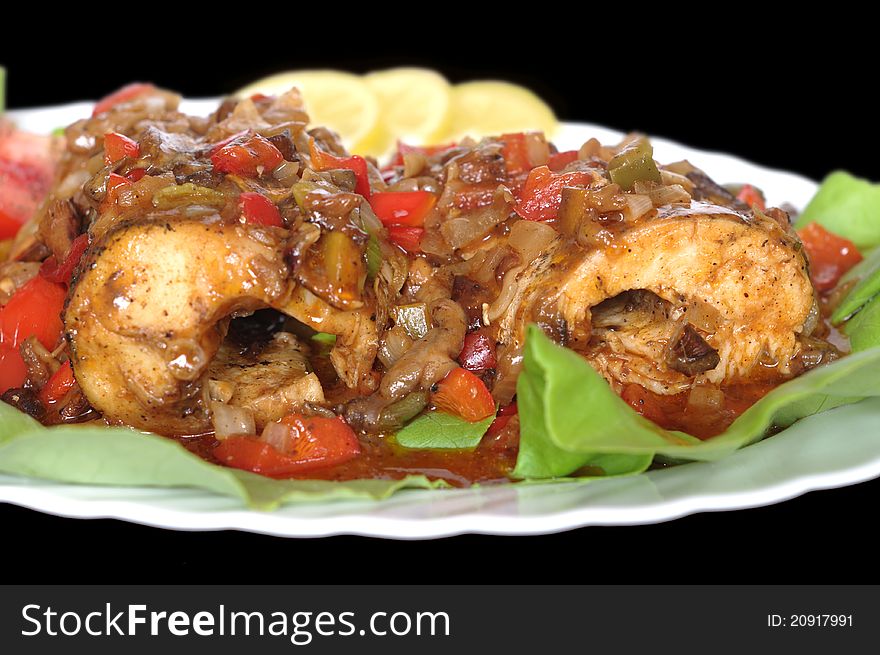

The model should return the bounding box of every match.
[440,186,514,250]
[684,301,720,333]
[210,401,255,439]
[660,169,695,193]
[272,160,300,186]
[403,152,427,178]
[525,133,550,168]
[471,246,510,286]
[206,379,235,404]
[687,385,724,411]
[587,184,626,213]
[578,138,601,160]
[56,170,91,199]
[645,184,691,207]
[487,265,524,321]
[356,202,384,235]
[378,325,414,368]
[623,194,653,221]
[507,220,556,263]
[664,160,698,176]
[388,177,420,193]
[260,421,292,451]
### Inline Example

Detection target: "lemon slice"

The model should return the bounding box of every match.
[444,80,558,142]
[237,70,381,153]
[363,67,452,156]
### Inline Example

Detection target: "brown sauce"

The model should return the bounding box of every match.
[178,431,515,487]
[622,382,775,440]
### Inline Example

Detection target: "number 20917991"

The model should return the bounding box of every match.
[768,614,853,628]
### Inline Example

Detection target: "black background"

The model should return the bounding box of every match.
[1,16,877,584]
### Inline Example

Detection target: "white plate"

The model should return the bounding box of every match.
[2,102,875,539]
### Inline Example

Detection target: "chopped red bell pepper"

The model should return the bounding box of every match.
[797,222,863,292]
[211,132,284,177]
[213,414,361,477]
[458,331,497,372]
[39,360,76,407]
[500,133,531,175]
[240,192,283,227]
[432,367,496,422]
[514,165,592,222]
[486,402,517,437]
[99,172,131,213]
[369,191,436,227]
[127,168,147,182]
[0,276,67,393]
[106,172,130,193]
[387,226,424,253]
[547,150,579,172]
[0,344,28,394]
[309,139,371,199]
[736,184,766,211]
[207,130,249,156]
[103,132,140,165]
[40,233,90,286]
[92,83,157,117]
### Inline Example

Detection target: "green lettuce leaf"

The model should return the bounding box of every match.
[0,406,445,510]
[395,411,494,449]
[795,171,880,249]
[832,246,880,323]
[515,326,880,478]
[514,352,653,478]
[845,294,880,353]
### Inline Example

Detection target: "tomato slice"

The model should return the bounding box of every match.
[309,139,371,199]
[387,226,424,253]
[0,150,54,239]
[240,192,283,227]
[547,150,579,172]
[104,132,140,165]
[432,367,496,422]
[40,233,90,286]
[39,360,76,407]
[369,191,436,227]
[458,331,497,372]
[214,415,361,477]
[515,165,592,222]
[797,222,863,292]
[92,83,157,117]
[210,132,283,177]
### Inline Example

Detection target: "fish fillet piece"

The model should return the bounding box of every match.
[66,215,376,434]
[206,332,324,430]
[493,202,816,399]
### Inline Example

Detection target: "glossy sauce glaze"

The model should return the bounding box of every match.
[179,428,517,486]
